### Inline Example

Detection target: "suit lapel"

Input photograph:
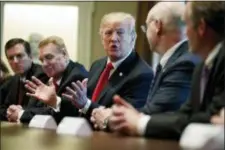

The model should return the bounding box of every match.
[57,61,75,95]
[201,45,224,108]
[149,41,188,96]
[164,41,188,71]
[23,64,37,106]
[191,63,204,111]
[96,52,136,103]
[88,58,107,98]
[10,75,21,105]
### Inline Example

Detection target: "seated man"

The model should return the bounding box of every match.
[108,1,225,139]
[91,1,200,130]
[24,36,88,123]
[0,38,48,122]
[25,12,154,123]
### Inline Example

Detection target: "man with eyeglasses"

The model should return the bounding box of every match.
[0,38,48,122]
[25,12,154,125]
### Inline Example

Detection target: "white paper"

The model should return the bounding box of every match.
[180,123,224,150]
[57,117,93,137]
[28,115,57,130]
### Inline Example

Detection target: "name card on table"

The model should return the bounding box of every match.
[29,115,57,130]
[56,117,93,137]
[179,123,223,150]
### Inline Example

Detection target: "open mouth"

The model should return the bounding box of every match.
[110,45,118,49]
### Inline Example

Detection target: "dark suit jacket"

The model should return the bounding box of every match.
[87,51,153,114]
[21,60,89,123]
[144,42,225,139]
[0,63,48,121]
[141,41,201,114]
[59,51,154,120]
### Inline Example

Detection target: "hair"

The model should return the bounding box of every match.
[99,12,137,49]
[147,1,186,33]
[38,35,69,56]
[5,38,31,57]
[189,1,225,38]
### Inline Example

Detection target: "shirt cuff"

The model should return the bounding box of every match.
[79,99,91,114]
[137,114,151,136]
[51,96,61,112]
[17,109,25,123]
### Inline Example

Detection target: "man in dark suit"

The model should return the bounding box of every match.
[109,1,225,139]
[92,2,199,130]
[26,12,153,124]
[0,38,48,122]
[24,36,88,123]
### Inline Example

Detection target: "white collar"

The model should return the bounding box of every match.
[205,42,222,69]
[107,50,132,69]
[160,39,187,69]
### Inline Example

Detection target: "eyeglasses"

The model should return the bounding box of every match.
[140,25,147,33]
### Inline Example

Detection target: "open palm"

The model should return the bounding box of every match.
[25,76,57,107]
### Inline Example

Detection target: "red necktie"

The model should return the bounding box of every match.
[53,79,58,92]
[18,79,24,105]
[92,62,114,102]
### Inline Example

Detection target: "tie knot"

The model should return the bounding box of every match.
[106,62,114,71]
[156,64,162,74]
[203,65,210,76]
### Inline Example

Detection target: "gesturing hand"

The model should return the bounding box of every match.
[62,78,88,109]
[25,76,57,107]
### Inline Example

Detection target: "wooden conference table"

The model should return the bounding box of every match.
[1,121,180,150]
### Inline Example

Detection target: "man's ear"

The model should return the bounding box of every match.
[130,30,136,43]
[155,19,163,36]
[197,18,206,37]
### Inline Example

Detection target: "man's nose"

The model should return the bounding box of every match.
[12,56,19,63]
[42,59,48,66]
[111,32,119,41]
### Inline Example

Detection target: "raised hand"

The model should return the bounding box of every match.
[62,78,88,109]
[25,76,57,107]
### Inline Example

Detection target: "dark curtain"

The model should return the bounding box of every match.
[135,1,157,65]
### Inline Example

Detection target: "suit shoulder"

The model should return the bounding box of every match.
[176,52,201,66]
[31,63,49,82]
[90,57,107,69]
[0,75,15,88]
[71,61,88,71]
[134,53,153,73]
[69,61,89,77]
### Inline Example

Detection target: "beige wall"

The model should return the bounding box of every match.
[0,2,138,72]
[90,2,138,65]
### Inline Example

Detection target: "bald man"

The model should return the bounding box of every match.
[91,2,200,130]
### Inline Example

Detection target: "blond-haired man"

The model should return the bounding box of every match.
[25,36,88,123]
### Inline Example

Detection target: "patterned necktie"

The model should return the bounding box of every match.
[92,62,114,102]
[200,65,210,102]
